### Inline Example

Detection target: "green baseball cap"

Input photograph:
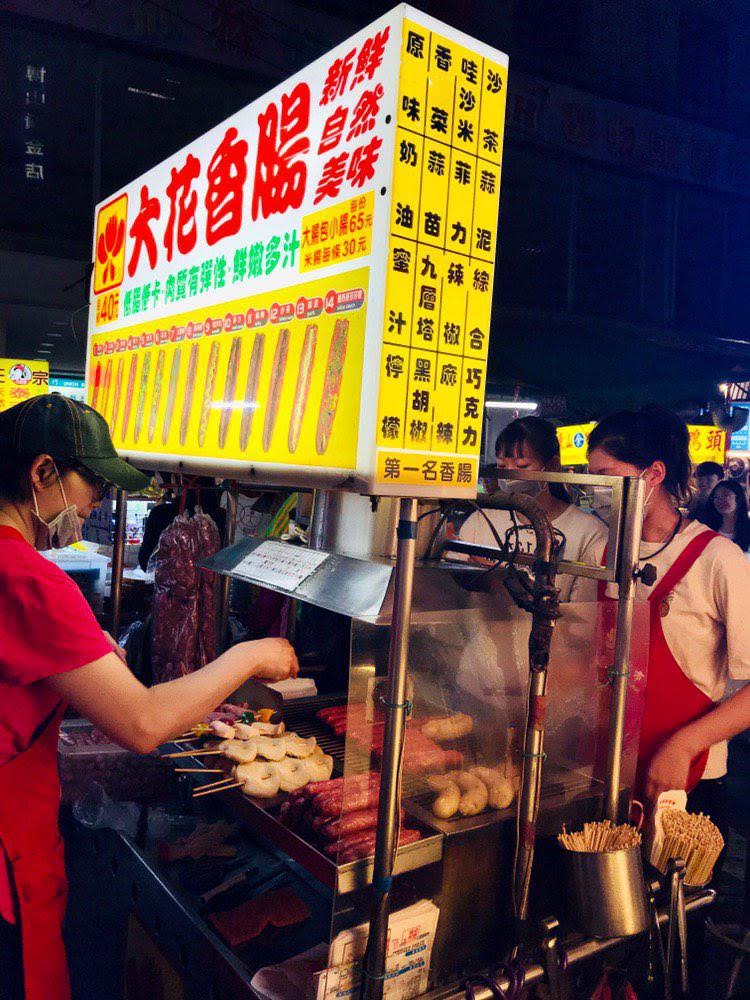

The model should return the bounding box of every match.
[0,393,150,493]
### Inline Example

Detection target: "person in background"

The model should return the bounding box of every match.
[138,476,227,571]
[699,479,750,552]
[457,416,607,602]
[688,460,724,521]
[0,396,297,1000]
[588,408,750,843]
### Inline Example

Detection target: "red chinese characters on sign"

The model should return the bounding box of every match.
[127,185,161,277]
[205,126,249,245]
[319,27,390,105]
[252,82,311,221]
[163,153,200,262]
[319,106,348,154]
[321,48,356,106]
[347,84,384,141]
[347,136,382,187]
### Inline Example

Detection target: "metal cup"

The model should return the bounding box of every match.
[563,844,649,938]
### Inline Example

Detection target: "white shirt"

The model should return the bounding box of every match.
[608,519,750,778]
[457,503,608,603]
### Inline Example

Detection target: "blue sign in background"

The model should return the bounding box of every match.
[730,405,750,452]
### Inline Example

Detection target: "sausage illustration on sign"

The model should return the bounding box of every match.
[288,324,317,454]
[198,341,220,448]
[161,348,181,445]
[109,358,124,436]
[262,328,290,452]
[100,359,113,424]
[148,349,166,444]
[180,342,200,446]
[120,354,139,441]
[219,337,242,449]
[239,333,265,450]
[90,361,102,410]
[316,319,348,455]
[133,352,151,444]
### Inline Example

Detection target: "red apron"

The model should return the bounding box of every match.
[633,529,718,798]
[0,702,70,1000]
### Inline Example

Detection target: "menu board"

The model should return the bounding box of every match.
[86,6,507,497]
[0,358,49,413]
[375,20,506,490]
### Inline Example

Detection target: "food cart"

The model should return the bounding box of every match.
[81,6,714,997]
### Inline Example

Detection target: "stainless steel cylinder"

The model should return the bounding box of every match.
[563,845,649,938]
[309,490,445,560]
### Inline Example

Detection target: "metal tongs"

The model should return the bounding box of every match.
[665,857,689,998]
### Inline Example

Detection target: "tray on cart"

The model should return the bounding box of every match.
[166,696,443,895]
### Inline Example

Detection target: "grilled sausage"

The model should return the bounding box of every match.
[288,324,317,453]
[315,319,348,455]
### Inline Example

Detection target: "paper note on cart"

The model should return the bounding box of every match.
[315,900,440,998]
[233,540,328,591]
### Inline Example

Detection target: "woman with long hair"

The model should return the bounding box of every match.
[699,479,750,552]
[588,408,750,835]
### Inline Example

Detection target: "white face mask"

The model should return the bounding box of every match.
[639,469,655,511]
[495,464,547,498]
[30,462,83,550]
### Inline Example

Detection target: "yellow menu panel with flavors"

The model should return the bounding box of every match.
[375,18,507,489]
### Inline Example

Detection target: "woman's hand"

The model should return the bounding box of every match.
[645,732,694,805]
[247,638,299,683]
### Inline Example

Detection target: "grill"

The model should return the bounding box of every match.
[280,697,347,766]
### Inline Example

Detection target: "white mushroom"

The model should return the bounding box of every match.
[221,740,258,764]
[275,757,310,792]
[282,733,317,759]
[235,762,280,798]
[233,720,286,740]
[252,736,287,762]
[302,751,333,782]
[209,720,236,739]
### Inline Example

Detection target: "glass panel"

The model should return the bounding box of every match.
[316,587,648,993]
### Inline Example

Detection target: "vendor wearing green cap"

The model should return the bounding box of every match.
[0,394,298,1000]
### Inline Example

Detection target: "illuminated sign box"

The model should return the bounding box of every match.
[558,421,726,467]
[0,359,49,412]
[86,6,508,497]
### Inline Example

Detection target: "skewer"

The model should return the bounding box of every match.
[163,749,224,759]
[174,768,224,773]
[194,776,235,791]
[193,781,242,798]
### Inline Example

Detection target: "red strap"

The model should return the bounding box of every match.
[0,525,25,542]
[649,528,718,604]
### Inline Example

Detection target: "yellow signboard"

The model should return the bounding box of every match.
[557,422,596,466]
[557,421,726,468]
[89,269,368,471]
[375,18,507,490]
[688,425,726,465]
[86,7,508,496]
[0,359,49,413]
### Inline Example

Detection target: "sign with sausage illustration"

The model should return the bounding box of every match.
[86,6,507,496]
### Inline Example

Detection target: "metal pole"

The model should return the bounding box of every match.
[603,476,645,821]
[218,481,238,653]
[361,497,418,1000]
[110,488,127,638]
